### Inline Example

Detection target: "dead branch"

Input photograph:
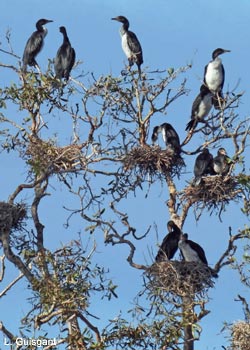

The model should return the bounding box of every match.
[0,321,16,343]
[214,229,245,273]
[78,312,101,343]
[0,272,24,298]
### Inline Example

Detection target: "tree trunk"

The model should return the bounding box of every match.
[182,295,194,350]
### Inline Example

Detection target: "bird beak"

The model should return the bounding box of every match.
[111,17,118,21]
[46,20,53,23]
[223,49,231,53]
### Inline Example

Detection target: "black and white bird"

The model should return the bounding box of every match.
[111,16,143,78]
[186,85,213,131]
[193,148,214,185]
[22,18,53,72]
[178,233,218,277]
[204,48,230,109]
[213,147,231,175]
[155,221,182,262]
[54,26,76,81]
[178,233,208,265]
[151,123,180,153]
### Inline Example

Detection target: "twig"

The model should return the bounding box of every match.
[214,230,244,273]
[0,255,5,282]
[0,272,24,298]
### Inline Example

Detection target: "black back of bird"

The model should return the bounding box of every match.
[155,221,182,262]
[194,148,214,179]
[54,26,76,80]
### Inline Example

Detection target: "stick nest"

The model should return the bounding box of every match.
[122,145,185,178]
[181,175,242,206]
[26,136,86,174]
[231,321,250,350]
[0,202,26,233]
[146,261,215,296]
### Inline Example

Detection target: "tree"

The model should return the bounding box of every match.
[0,30,249,350]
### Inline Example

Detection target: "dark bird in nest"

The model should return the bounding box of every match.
[193,148,214,185]
[22,18,53,72]
[186,84,213,132]
[151,123,181,153]
[54,26,76,81]
[155,221,182,262]
[204,48,230,109]
[111,16,143,79]
[213,147,231,175]
[178,233,218,277]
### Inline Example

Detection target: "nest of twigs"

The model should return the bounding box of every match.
[231,321,250,350]
[181,175,242,206]
[146,261,215,296]
[0,201,26,233]
[123,145,185,178]
[26,136,86,174]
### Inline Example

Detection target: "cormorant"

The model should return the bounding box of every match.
[213,147,231,175]
[178,233,208,264]
[22,18,53,72]
[151,123,180,153]
[193,148,214,185]
[111,16,143,78]
[178,233,218,277]
[204,48,230,109]
[54,26,76,81]
[186,85,213,131]
[155,221,182,262]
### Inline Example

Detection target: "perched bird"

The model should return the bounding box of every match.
[193,148,214,185]
[204,48,230,109]
[213,147,231,175]
[178,233,218,277]
[155,221,182,262]
[186,85,213,131]
[151,123,180,153]
[54,26,76,81]
[22,18,53,72]
[178,233,208,265]
[111,16,143,78]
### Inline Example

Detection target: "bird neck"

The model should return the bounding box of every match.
[63,33,70,44]
[36,23,46,33]
[212,56,222,65]
[120,21,129,34]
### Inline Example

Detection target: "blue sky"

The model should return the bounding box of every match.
[0,0,250,349]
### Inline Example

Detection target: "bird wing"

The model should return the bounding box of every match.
[191,92,203,118]
[23,31,44,64]
[127,31,143,64]
[194,153,210,177]
[55,45,76,79]
[156,230,181,261]
[188,240,208,264]
[220,64,225,90]
[68,47,76,74]
[203,63,209,86]
[162,124,180,149]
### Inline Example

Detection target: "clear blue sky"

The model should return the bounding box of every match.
[0,0,250,349]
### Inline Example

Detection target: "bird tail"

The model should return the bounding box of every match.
[209,267,218,278]
[138,65,142,80]
[185,119,197,132]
